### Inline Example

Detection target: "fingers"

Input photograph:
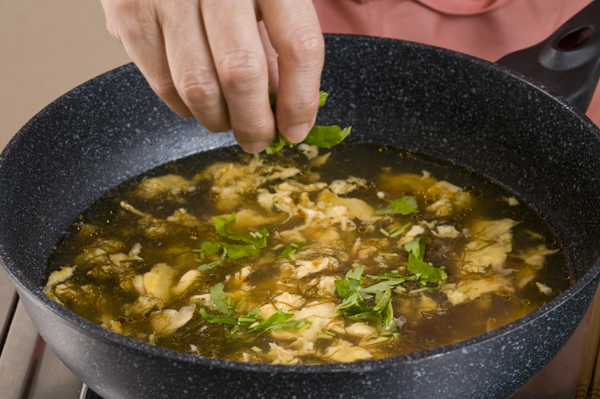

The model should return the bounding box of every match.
[159,1,230,133]
[100,0,193,118]
[201,0,275,153]
[258,21,280,94]
[259,0,324,143]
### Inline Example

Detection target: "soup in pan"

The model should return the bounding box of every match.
[43,144,570,364]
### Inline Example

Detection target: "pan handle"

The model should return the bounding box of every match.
[496,0,600,112]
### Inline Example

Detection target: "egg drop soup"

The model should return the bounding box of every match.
[43,143,570,364]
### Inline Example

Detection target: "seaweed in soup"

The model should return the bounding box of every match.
[43,143,570,364]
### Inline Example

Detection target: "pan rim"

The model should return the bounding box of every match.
[1,34,600,375]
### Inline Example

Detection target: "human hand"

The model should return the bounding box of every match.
[100,0,325,153]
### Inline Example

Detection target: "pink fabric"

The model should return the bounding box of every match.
[313,0,600,125]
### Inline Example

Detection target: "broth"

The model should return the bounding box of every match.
[43,143,570,364]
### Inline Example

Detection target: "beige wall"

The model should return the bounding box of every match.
[0,0,130,150]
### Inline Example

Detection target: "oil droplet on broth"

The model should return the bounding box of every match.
[468,190,483,198]
[501,211,516,219]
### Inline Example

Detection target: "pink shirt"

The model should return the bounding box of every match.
[313,0,600,124]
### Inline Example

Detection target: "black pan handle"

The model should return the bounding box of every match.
[496,0,600,112]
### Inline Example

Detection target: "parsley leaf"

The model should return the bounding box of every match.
[266,133,293,155]
[359,280,404,299]
[374,196,419,215]
[199,284,312,343]
[279,240,306,259]
[210,283,230,315]
[377,289,398,334]
[265,90,352,154]
[404,237,425,260]
[334,266,398,334]
[196,212,269,270]
[405,258,448,285]
[214,212,269,249]
[334,266,364,298]
[366,272,410,281]
[200,284,312,342]
[197,246,227,271]
[319,91,329,106]
[302,126,352,149]
[403,238,448,285]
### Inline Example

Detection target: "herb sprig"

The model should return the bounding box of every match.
[374,196,419,215]
[199,284,311,342]
[334,266,398,335]
[195,212,269,271]
[403,238,448,286]
[279,240,306,260]
[266,91,352,154]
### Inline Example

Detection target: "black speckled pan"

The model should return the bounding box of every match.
[2,4,600,399]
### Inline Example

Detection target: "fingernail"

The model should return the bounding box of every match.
[283,123,310,143]
[238,140,272,154]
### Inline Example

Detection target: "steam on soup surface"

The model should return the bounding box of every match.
[43,143,570,364]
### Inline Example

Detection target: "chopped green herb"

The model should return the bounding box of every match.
[404,237,425,259]
[390,222,412,238]
[316,331,335,339]
[359,280,404,299]
[374,196,419,215]
[319,91,329,106]
[214,212,269,249]
[302,126,352,149]
[197,247,227,271]
[403,238,448,285]
[209,283,230,314]
[279,240,305,259]
[266,91,352,154]
[366,272,410,281]
[251,346,263,353]
[199,284,311,343]
[196,212,270,270]
[334,266,398,334]
[378,251,398,257]
[409,287,429,295]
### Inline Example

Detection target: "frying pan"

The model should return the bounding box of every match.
[2,2,600,398]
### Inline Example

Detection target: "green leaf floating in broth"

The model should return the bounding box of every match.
[374,196,419,215]
[196,212,269,270]
[403,238,448,286]
[214,211,269,249]
[359,280,404,299]
[334,239,447,333]
[334,265,364,299]
[210,283,230,315]
[265,90,352,154]
[334,266,398,335]
[279,240,306,260]
[199,284,312,343]
[404,236,425,260]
